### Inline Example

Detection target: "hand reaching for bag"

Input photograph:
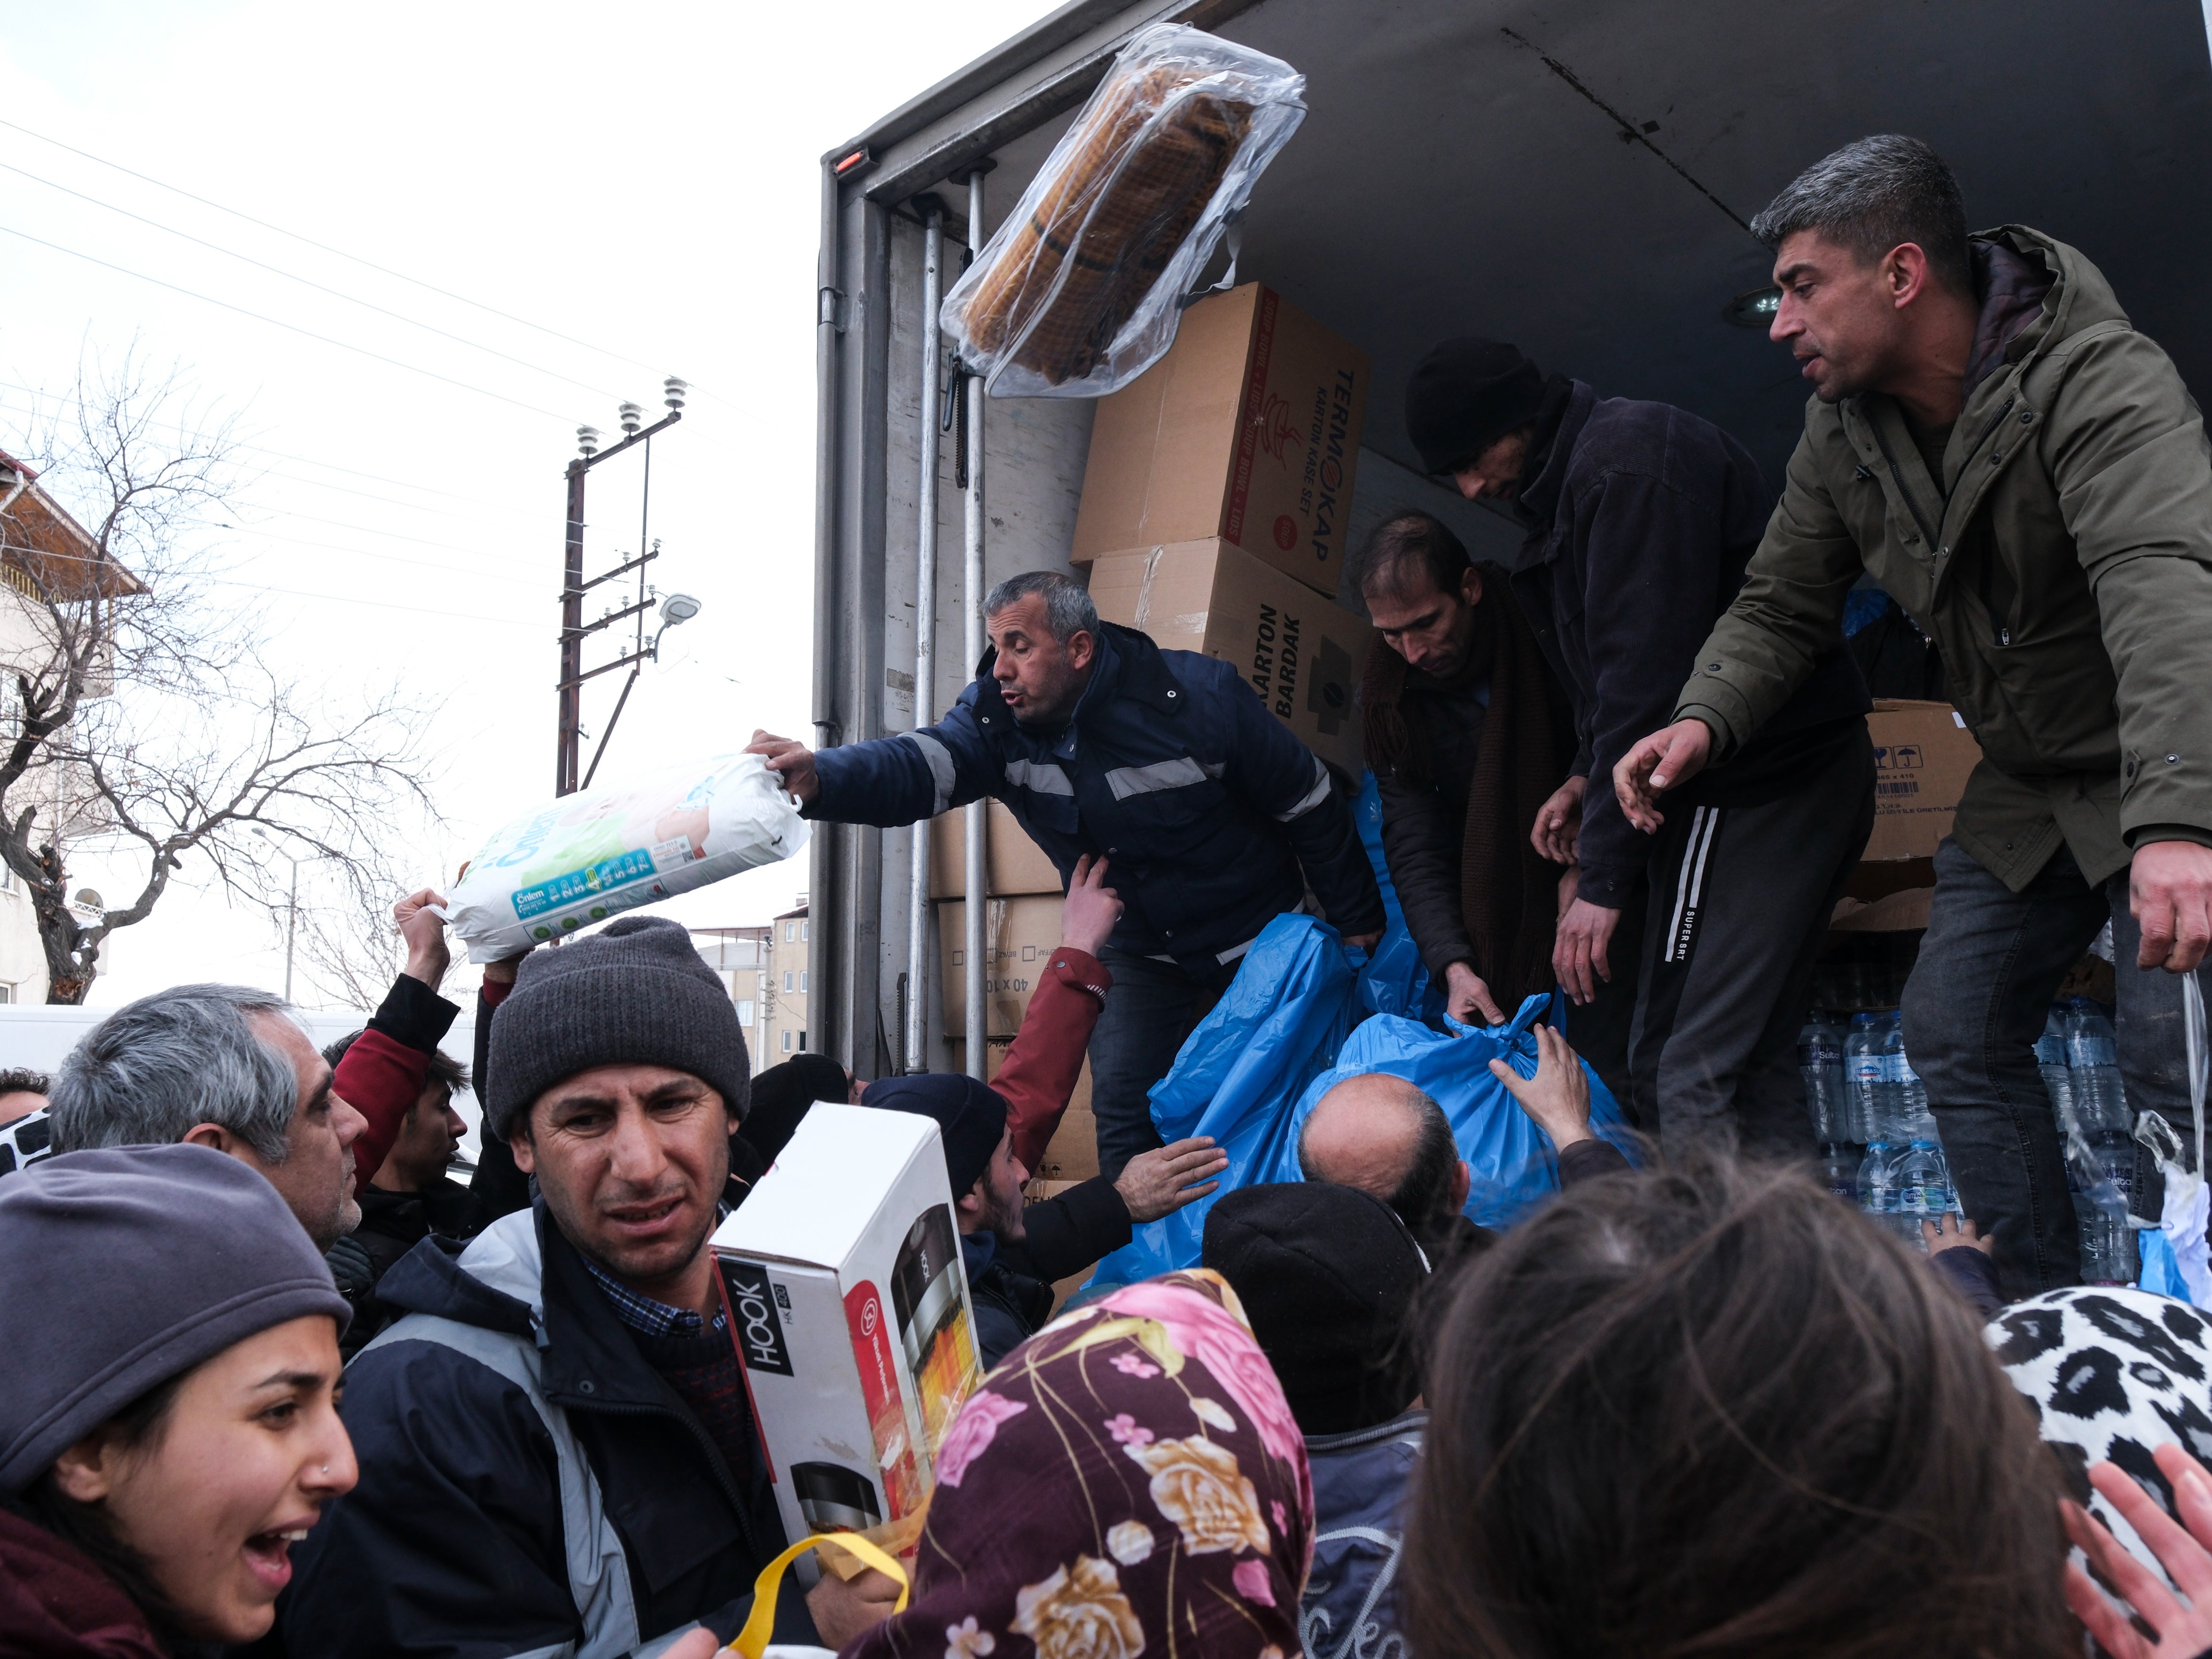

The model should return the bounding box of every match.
[1114,1136,1228,1223]
[1488,1024,1593,1152]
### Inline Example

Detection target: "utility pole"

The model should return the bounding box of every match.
[556,378,691,796]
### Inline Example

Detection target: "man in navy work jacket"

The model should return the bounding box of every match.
[746,569,1384,1180]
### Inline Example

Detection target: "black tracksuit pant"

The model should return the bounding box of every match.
[1630,730,1877,1155]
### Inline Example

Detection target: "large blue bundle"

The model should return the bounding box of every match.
[1086,917,1636,1289]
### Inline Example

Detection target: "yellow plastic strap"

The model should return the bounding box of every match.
[727,1531,911,1659]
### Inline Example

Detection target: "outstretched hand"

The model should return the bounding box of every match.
[745,728,821,806]
[2064,1442,2212,1656]
[1613,718,1714,834]
[1115,1136,1228,1223]
[394,890,450,989]
[1060,855,1123,957]
[1488,1023,1592,1151]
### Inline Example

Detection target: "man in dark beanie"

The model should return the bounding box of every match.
[1402,334,1872,1153]
[283,916,895,1655]
[1202,1182,1429,1659]
[863,1071,1225,1369]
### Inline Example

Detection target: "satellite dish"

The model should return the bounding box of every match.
[74,888,103,909]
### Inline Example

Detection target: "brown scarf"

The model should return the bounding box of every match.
[1361,569,1563,1011]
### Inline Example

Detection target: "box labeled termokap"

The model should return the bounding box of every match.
[711,1105,981,1547]
[1088,537,1372,775]
[1071,283,1369,598]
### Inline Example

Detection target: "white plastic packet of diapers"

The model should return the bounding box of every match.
[442,752,808,961]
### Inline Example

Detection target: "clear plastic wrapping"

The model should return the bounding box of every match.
[940,23,1306,398]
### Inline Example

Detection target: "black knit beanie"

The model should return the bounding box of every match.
[1201,1181,1428,1435]
[741,1053,851,1165]
[0,1143,352,1493]
[1403,336,1547,475]
[487,915,750,1138]
[860,1074,1007,1197]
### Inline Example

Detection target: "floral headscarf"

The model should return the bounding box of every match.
[842,1270,1314,1659]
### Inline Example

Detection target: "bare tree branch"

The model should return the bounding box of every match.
[0,344,444,1003]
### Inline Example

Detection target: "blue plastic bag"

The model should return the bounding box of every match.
[1294,994,1639,1229]
[1088,913,1361,1287]
[1351,771,1442,1022]
[1088,939,1637,1286]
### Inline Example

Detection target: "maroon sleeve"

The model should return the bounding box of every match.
[995,948,1112,1175]
[339,974,459,1186]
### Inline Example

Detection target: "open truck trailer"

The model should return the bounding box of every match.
[805,0,2212,1080]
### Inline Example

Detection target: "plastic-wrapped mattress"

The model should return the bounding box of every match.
[942,23,1305,398]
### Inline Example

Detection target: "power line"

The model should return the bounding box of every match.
[0,158,635,405]
[0,392,549,522]
[0,222,583,425]
[0,386,530,514]
[0,115,679,388]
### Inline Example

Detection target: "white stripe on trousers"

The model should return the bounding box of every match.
[1664,804,1723,964]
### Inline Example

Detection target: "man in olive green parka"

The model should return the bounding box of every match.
[1616,135,2212,1299]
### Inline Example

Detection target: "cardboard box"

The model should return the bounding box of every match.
[1864,700,1982,864]
[941,896,1063,1038]
[712,1104,981,1545]
[1089,537,1371,775]
[1072,283,1369,598]
[1830,887,1933,933]
[928,799,1063,899]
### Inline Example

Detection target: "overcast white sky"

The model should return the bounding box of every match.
[0,0,1058,1007]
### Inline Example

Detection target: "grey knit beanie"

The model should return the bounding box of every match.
[0,1142,352,1494]
[487,914,751,1139]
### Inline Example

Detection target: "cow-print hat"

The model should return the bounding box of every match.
[1987,1285,2212,1584]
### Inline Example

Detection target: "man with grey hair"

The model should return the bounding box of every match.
[50,984,367,1250]
[748,567,1384,1179]
[1618,134,2212,1298]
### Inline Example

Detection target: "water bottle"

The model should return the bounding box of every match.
[1817,1143,1860,1204]
[1845,1013,1885,1146]
[1885,1012,1936,1143]
[2035,1005,2078,1134]
[1858,1141,1903,1239]
[2064,999,2127,1132]
[1897,1140,1951,1242]
[1799,1017,1850,1145]
[2064,999,2135,1208]
[2077,1181,2138,1286]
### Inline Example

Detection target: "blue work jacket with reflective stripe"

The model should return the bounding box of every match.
[811,623,1383,978]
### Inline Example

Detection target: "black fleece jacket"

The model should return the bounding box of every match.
[1510,382,1869,909]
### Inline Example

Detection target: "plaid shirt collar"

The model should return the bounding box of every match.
[575,1202,735,1339]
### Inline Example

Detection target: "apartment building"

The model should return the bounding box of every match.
[758,898,809,1059]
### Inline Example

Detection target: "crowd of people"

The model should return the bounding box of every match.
[8,129,2212,1658]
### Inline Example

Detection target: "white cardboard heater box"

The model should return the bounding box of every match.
[710,1104,982,1548]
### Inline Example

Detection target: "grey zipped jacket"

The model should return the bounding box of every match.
[1675,227,2212,889]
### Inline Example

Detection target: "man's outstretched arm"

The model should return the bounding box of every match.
[746,698,999,827]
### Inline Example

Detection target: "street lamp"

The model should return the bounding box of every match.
[250,826,304,1003]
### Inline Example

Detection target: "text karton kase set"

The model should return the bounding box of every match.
[711,1105,984,1547]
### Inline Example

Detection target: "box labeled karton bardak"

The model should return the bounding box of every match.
[1071,283,1369,598]
[711,1104,981,1546]
[1088,537,1373,776]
